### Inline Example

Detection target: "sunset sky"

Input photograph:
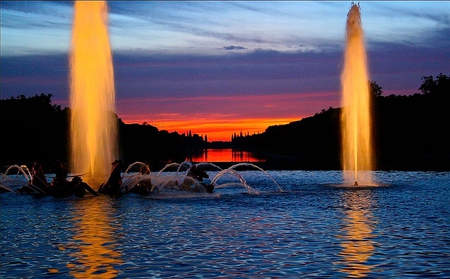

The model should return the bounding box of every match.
[1,1,449,141]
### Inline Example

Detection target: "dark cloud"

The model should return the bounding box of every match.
[110,48,342,101]
[2,42,449,108]
[1,54,69,102]
[222,45,247,51]
[367,42,450,94]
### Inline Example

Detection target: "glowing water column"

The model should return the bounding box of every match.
[341,4,374,185]
[70,1,118,188]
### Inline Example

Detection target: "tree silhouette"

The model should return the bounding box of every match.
[418,73,449,98]
[2,74,448,170]
[369,80,383,98]
[233,74,449,170]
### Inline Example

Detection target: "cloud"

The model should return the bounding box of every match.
[1,2,72,29]
[1,54,69,101]
[222,45,247,51]
[3,2,448,58]
[3,38,447,104]
[2,38,448,141]
[109,48,344,103]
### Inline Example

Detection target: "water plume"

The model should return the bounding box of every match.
[341,3,374,185]
[69,1,118,188]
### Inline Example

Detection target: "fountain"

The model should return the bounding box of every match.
[341,3,374,186]
[0,165,31,193]
[1,159,283,196]
[117,161,282,195]
[69,1,118,188]
[211,163,283,193]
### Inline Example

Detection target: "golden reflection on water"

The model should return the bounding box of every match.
[339,190,377,278]
[67,198,123,278]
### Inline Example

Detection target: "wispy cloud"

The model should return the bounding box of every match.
[222,45,247,51]
[2,2,448,56]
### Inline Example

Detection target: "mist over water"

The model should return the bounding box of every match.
[341,4,374,185]
[69,1,118,188]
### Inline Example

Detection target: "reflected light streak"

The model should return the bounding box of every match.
[67,198,123,278]
[338,190,377,278]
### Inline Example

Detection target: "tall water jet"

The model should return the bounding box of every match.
[69,1,118,188]
[341,4,374,185]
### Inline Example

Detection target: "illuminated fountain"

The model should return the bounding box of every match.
[0,165,33,193]
[69,1,118,188]
[120,161,283,195]
[341,3,374,186]
[0,160,282,196]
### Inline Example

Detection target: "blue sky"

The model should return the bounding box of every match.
[1,1,449,140]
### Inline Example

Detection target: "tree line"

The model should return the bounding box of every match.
[0,94,206,171]
[1,73,448,171]
[232,73,449,170]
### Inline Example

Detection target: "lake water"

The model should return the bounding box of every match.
[1,170,449,278]
[187,148,265,163]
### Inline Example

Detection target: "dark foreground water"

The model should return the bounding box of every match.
[1,171,449,278]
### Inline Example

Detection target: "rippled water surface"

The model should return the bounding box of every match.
[1,171,449,278]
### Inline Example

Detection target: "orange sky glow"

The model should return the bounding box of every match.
[116,91,339,141]
[121,116,301,142]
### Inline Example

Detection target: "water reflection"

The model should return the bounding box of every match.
[338,190,377,278]
[188,148,265,162]
[67,197,123,278]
